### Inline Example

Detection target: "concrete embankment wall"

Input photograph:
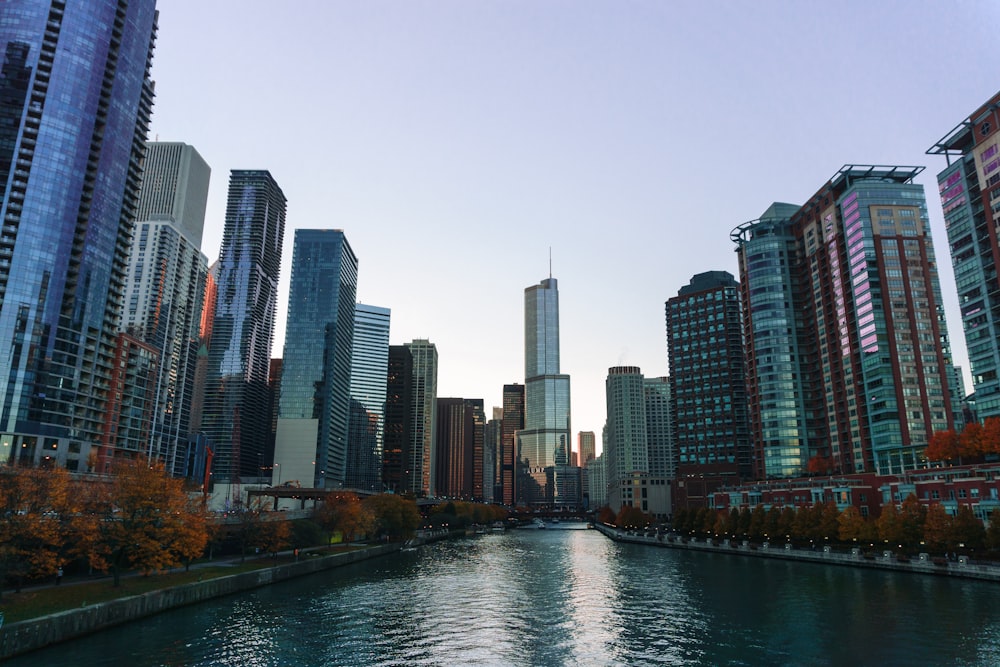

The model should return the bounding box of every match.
[0,543,400,660]
[595,523,1000,583]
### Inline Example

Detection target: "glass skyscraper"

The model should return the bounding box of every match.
[202,171,286,486]
[276,229,357,488]
[0,1,157,469]
[406,339,438,497]
[346,303,390,492]
[122,142,210,476]
[519,277,573,508]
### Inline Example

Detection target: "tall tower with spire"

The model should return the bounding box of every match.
[519,274,574,507]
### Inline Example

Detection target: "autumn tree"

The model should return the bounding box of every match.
[75,460,207,585]
[747,505,767,540]
[616,505,649,530]
[838,506,865,543]
[877,503,904,548]
[257,517,292,559]
[925,429,961,463]
[362,494,421,540]
[986,510,1000,552]
[816,502,841,542]
[952,505,986,552]
[922,503,953,553]
[597,506,616,525]
[959,422,984,462]
[777,506,796,540]
[315,492,375,545]
[0,466,73,594]
[981,417,1000,457]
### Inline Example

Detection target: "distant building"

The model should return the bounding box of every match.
[519,277,575,508]
[97,334,160,472]
[435,398,485,499]
[484,407,501,503]
[202,171,286,492]
[0,1,157,470]
[408,339,439,496]
[578,431,597,465]
[123,142,211,477]
[500,384,524,506]
[587,454,607,509]
[382,346,413,494]
[604,366,671,520]
[345,304,390,492]
[275,230,357,489]
[928,91,1000,420]
[666,271,751,507]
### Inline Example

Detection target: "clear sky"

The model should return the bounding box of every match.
[148,1,998,455]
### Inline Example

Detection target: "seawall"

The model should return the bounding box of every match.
[0,543,400,660]
[595,523,1000,583]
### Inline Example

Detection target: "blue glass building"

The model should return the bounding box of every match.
[0,1,157,469]
[345,303,390,492]
[202,171,286,486]
[276,229,357,488]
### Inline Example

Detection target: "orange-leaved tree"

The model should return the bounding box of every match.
[75,459,207,585]
[926,429,961,463]
[362,494,421,541]
[0,466,73,594]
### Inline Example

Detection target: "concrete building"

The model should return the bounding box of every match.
[123,142,210,476]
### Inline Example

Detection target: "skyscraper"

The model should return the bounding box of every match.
[122,142,211,476]
[0,1,157,469]
[500,383,524,506]
[407,339,438,496]
[382,345,413,494]
[275,229,357,489]
[578,431,597,465]
[434,397,485,499]
[519,277,572,507]
[666,271,751,506]
[644,377,675,481]
[733,166,957,476]
[928,92,1000,419]
[202,171,286,490]
[346,304,390,492]
[605,366,649,513]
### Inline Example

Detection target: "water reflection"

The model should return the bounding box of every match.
[9,525,1000,666]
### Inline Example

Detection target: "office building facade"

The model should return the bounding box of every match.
[202,171,286,486]
[0,1,157,469]
[434,398,485,499]
[275,229,357,488]
[407,339,438,496]
[500,383,524,506]
[345,304,390,492]
[578,431,596,465]
[382,345,413,494]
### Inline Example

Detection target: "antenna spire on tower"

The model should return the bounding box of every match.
[549,247,552,279]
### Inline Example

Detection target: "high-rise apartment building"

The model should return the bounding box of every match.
[0,1,157,469]
[484,406,501,503]
[929,92,1000,419]
[644,377,675,481]
[733,166,957,477]
[500,383,524,506]
[666,271,751,506]
[519,277,573,507]
[407,339,438,496]
[202,171,286,489]
[605,367,649,513]
[345,304,390,492]
[275,229,357,489]
[123,142,210,476]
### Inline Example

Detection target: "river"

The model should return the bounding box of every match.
[11,523,1000,666]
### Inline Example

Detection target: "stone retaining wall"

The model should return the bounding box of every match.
[0,543,400,660]
[595,524,1000,583]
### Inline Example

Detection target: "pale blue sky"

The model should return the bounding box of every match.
[149,1,998,453]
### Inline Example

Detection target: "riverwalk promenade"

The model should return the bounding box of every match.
[0,528,456,661]
[595,523,1000,582]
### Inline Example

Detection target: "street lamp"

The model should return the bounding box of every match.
[274,463,281,486]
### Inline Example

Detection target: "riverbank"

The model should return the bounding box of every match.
[0,528,458,661]
[595,523,1000,582]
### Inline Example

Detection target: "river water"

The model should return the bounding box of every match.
[12,523,1000,666]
